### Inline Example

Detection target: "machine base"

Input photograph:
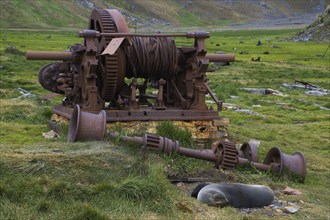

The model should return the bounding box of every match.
[53,104,221,122]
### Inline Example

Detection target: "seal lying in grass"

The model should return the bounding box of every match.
[191,183,274,208]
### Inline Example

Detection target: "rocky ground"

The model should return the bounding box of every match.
[292,5,330,42]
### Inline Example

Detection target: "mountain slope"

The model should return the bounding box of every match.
[0,0,328,29]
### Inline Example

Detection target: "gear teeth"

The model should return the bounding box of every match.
[218,140,238,170]
[90,9,119,101]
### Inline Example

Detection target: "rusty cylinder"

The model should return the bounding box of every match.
[205,54,235,62]
[26,51,74,60]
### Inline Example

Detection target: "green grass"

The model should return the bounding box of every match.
[0,29,329,219]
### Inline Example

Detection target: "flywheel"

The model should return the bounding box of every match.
[89,9,128,102]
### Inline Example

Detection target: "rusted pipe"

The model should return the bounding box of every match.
[26,51,74,60]
[177,148,219,162]
[110,132,219,162]
[238,157,271,171]
[205,54,235,62]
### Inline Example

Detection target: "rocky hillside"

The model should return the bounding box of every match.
[292,5,330,41]
[0,0,328,30]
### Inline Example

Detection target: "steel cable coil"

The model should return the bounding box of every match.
[125,37,177,79]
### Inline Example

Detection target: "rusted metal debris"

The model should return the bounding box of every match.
[109,132,306,182]
[67,105,106,142]
[26,9,235,126]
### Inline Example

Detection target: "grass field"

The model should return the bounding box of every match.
[0,29,329,219]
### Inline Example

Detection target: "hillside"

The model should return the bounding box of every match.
[293,5,330,41]
[0,0,328,30]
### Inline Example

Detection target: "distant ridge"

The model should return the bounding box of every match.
[0,0,328,30]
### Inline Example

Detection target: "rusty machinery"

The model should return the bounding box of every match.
[26,9,234,135]
[109,132,306,182]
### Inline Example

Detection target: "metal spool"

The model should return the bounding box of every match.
[238,141,259,162]
[67,105,106,142]
[263,147,306,182]
[89,9,129,101]
[125,37,177,80]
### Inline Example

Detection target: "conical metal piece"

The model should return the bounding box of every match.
[263,147,306,182]
[238,140,259,162]
[67,105,106,142]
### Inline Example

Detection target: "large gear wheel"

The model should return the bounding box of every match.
[212,140,238,169]
[89,9,128,102]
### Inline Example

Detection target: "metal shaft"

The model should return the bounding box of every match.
[205,54,235,62]
[26,51,74,60]
[79,30,210,39]
[176,148,218,162]
[238,157,271,171]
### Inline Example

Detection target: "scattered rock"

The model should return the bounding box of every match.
[239,51,249,54]
[275,208,283,213]
[305,90,329,96]
[270,44,280,48]
[282,82,329,96]
[229,95,239,99]
[313,104,330,110]
[240,208,252,214]
[13,88,36,99]
[6,45,16,53]
[252,105,262,108]
[240,88,287,96]
[235,109,262,116]
[42,130,59,139]
[76,0,96,10]
[5,45,24,55]
[276,102,290,105]
[220,117,230,125]
[0,65,4,69]
[284,205,299,214]
[283,187,302,195]
[223,103,264,116]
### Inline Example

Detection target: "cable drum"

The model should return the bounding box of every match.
[125,37,177,80]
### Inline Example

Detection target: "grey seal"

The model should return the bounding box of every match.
[191,183,274,208]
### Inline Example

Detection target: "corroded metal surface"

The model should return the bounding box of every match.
[109,132,307,181]
[263,147,306,182]
[89,9,128,101]
[211,140,238,169]
[27,9,235,121]
[238,141,259,162]
[67,105,106,142]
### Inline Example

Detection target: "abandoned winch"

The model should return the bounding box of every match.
[26,9,234,139]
